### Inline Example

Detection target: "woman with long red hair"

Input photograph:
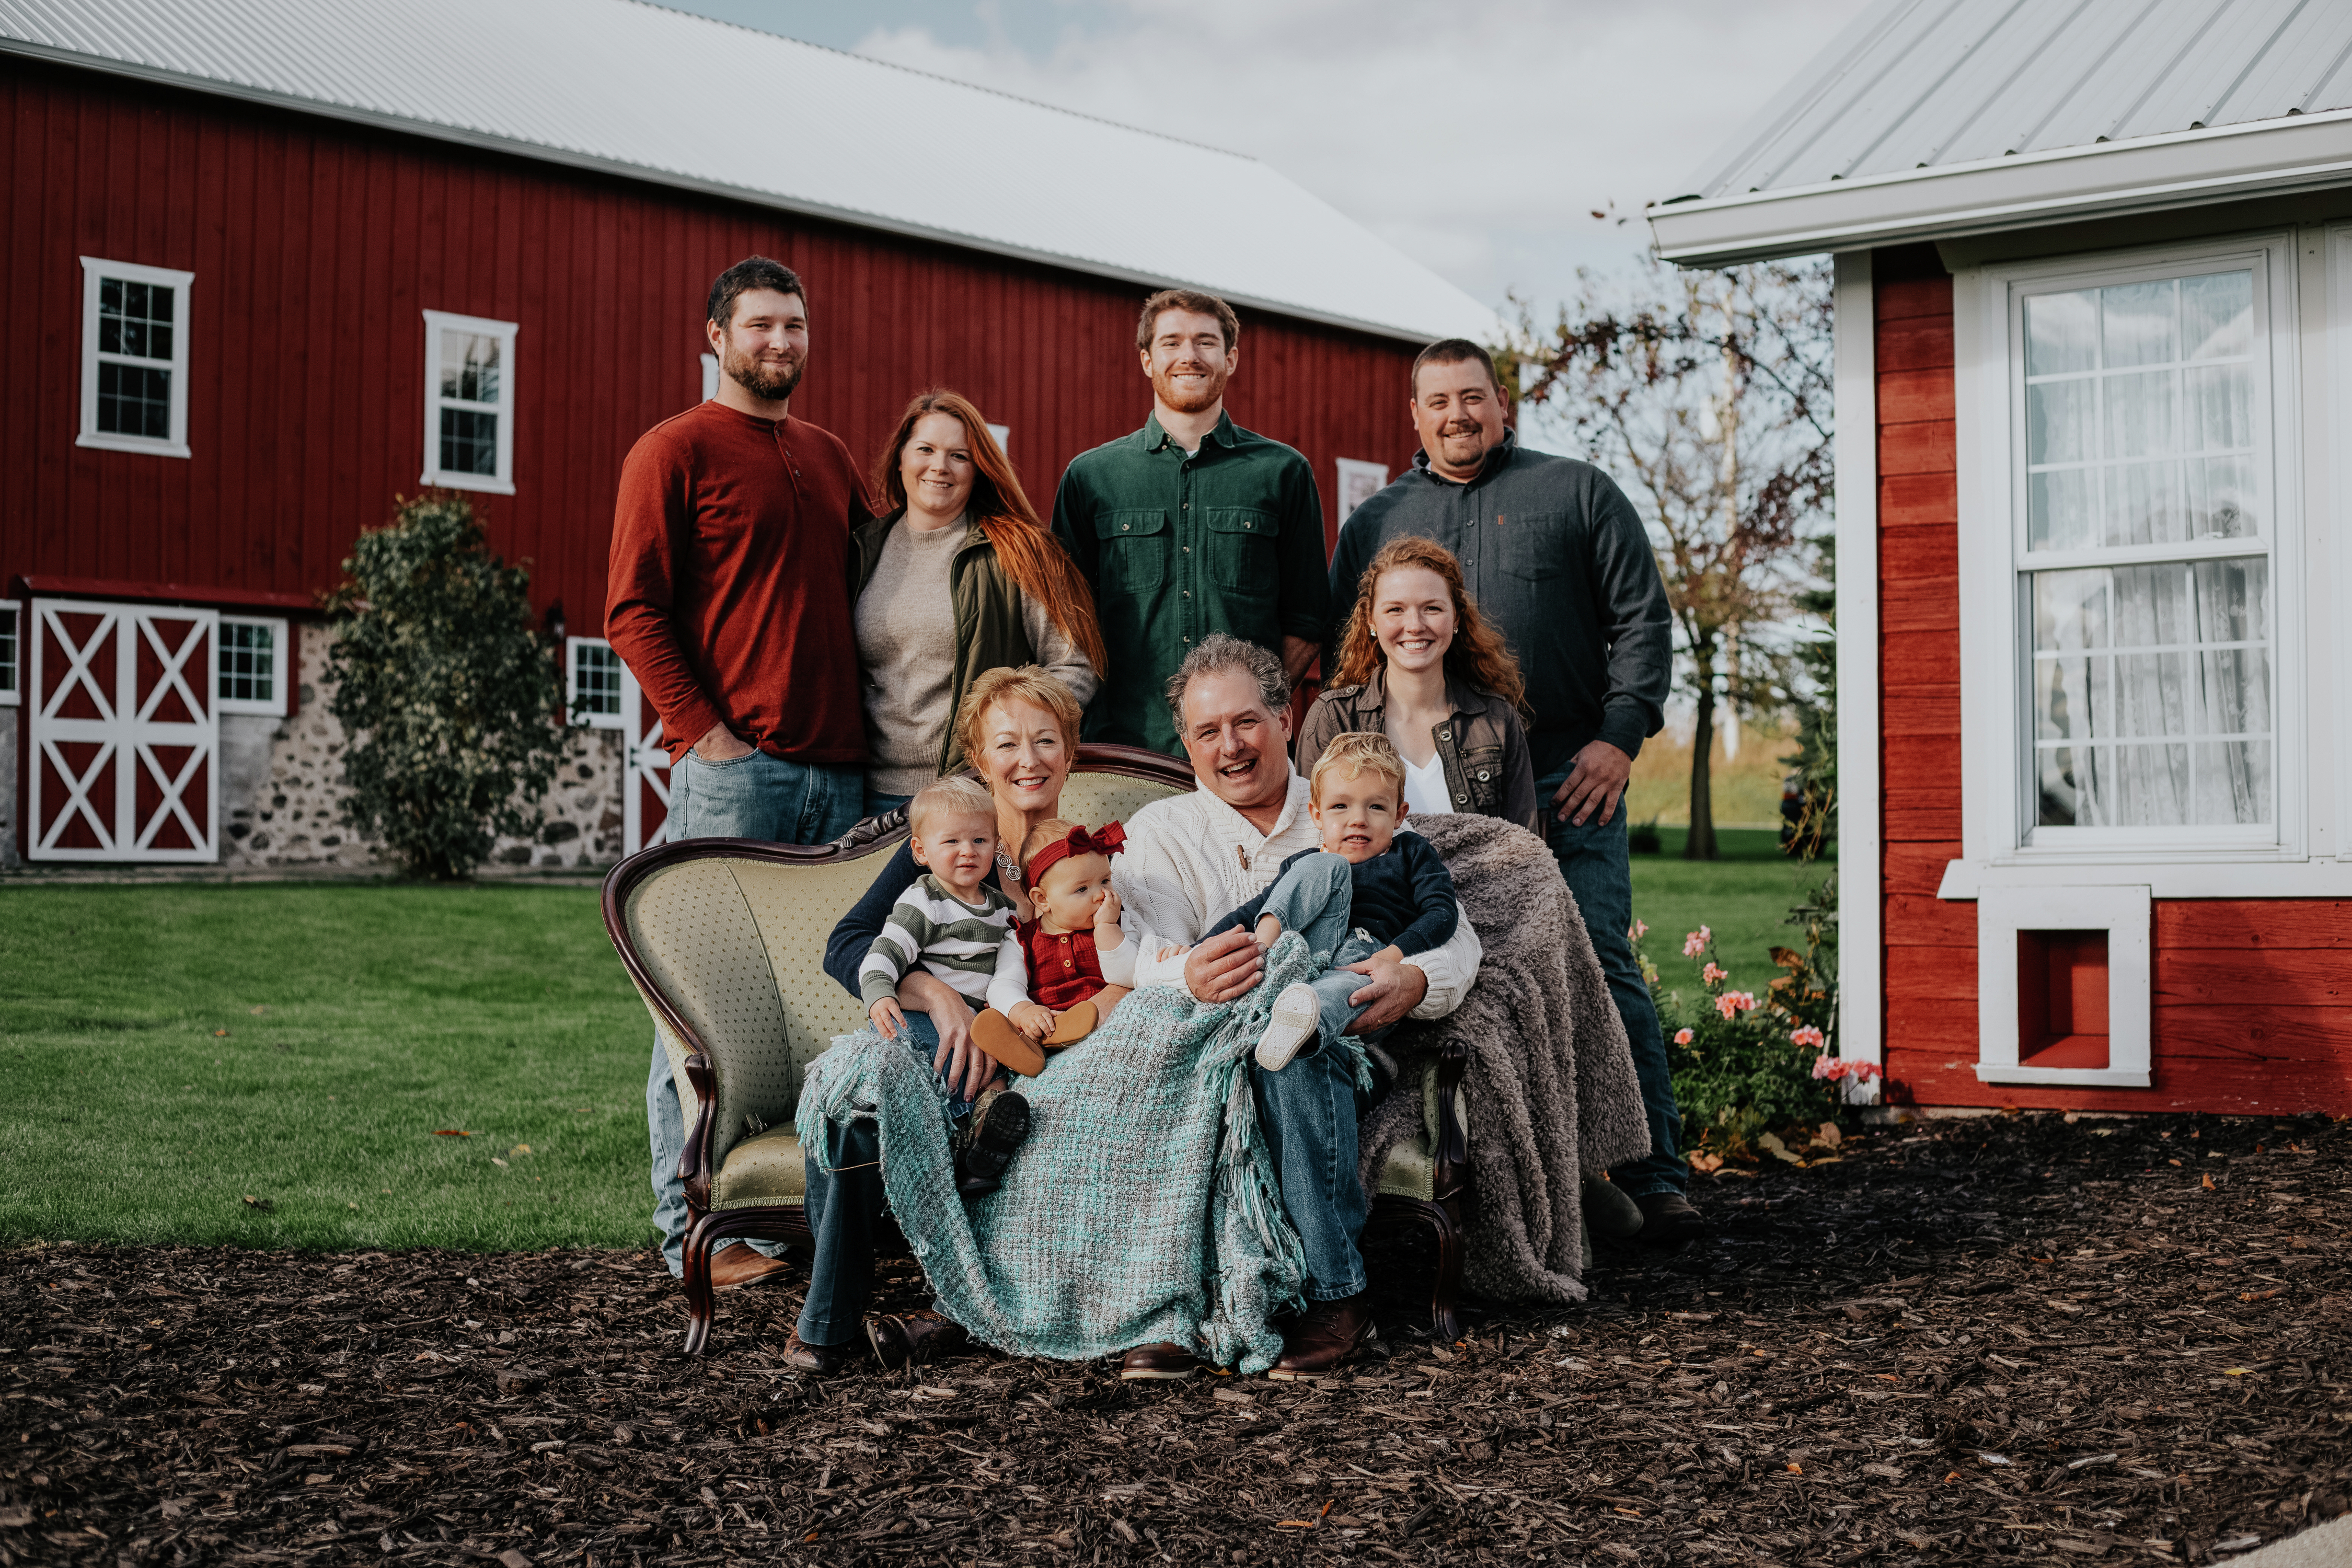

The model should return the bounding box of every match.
[854,390,1106,816]
[1299,535,1538,833]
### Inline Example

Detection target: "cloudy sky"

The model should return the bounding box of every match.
[665,0,1874,324]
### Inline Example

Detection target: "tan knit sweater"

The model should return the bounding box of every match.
[854,516,1099,797]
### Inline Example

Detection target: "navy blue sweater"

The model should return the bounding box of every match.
[1206,834,1457,958]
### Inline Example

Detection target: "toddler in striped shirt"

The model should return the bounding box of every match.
[857,776,1049,1193]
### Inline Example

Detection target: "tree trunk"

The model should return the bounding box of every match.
[1687,681,1720,861]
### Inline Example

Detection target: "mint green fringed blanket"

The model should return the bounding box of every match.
[797,935,1350,1373]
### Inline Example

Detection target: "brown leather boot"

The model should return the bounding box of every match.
[709,1244,792,1290]
[867,1309,970,1370]
[1119,1342,1198,1381]
[1267,1293,1372,1380]
[783,1331,863,1376]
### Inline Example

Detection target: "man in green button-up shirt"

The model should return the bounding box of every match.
[1052,289,1329,756]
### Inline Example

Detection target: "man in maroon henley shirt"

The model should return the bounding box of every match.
[606,256,870,1295]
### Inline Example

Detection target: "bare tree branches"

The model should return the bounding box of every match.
[1507,256,1834,859]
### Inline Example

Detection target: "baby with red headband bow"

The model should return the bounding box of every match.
[968,819,1136,1078]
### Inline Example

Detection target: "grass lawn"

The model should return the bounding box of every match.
[0,841,1837,1252]
[1627,826,1835,1026]
[0,883,656,1253]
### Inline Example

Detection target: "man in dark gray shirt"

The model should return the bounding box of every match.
[1324,339,1701,1240]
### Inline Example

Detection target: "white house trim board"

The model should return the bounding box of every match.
[1651,108,2352,268]
[77,257,193,459]
[28,598,218,862]
[1975,885,2151,1089]
[1832,250,1882,1074]
[1950,231,2308,885]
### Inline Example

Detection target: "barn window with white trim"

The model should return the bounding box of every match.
[568,637,625,729]
[421,310,517,492]
[78,258,194,458]
[2016,263,2274,839]
[217,616,288,716]
[0,600,19,706]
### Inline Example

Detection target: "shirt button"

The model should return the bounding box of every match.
[1183,590,1191,598]
[1456,793,1468,803]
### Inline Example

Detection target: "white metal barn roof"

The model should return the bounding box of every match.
[1650,0,2352,266]
[0,0,1497,344]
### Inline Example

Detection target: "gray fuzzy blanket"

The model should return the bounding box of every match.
[1357,812,1652,1304]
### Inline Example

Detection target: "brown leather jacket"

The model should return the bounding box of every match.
[1296,668,1540,836]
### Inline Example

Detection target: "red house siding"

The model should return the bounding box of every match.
[1869,246,2352,1116]
[0,57,1421,632]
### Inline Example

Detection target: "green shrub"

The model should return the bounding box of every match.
[1641,873,1869,1158]
[326,494,567,880]
[1628,816,1663,855]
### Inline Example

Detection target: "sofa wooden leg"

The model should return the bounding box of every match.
[681,1215,718,1356]
[1429,1197,1464,1345]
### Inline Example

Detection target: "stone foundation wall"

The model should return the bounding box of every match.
[1,619,627,873]
[217,621,627,872]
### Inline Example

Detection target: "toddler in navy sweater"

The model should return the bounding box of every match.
[1206,732,1459,1070]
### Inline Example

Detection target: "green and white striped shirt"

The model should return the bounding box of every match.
[858,873,1031,1013]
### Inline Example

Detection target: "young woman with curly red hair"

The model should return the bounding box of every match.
[1298,535,1539,833]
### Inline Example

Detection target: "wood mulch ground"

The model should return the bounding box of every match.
[5,1111,2346,1568]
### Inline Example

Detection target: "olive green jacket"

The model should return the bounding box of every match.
[851,510,1038,778]
[1296,668,1540,836]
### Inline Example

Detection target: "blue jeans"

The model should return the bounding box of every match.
[1537,769,1684,1197]
[863,786,913,820]
[1249,851,1381,1301]
[797,1011,989,1344]
[1257,851,1390,1049]
[647,746,864,1276]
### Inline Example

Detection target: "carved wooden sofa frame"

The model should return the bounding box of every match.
[601,743,1472,1355]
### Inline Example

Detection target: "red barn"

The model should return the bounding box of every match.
[1651,0,2352,1118]
[0,0,1491,870]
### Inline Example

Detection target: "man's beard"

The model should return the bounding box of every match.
[726,346,803,402]
[1152,360,1229,414]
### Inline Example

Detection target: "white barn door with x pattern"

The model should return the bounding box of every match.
[29,598,219,862]
[620,663,671,856]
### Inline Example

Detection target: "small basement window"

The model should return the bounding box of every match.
[217,616,289,716]
[422,309,518,493]
[2015,930,2110,1070]
[568,637,625,729]
[0,599,19,706]
[79,257,194,457]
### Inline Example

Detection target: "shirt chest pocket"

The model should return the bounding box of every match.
[1094,509,1170,596]
[1492,510,1566,582]
[1456,742,1507,812]
[1201,507,1279,595]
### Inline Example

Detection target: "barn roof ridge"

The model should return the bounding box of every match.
[0,0,1498,345]
[627,0,1259,165]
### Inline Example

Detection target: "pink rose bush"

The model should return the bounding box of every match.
[1639,890,1850,1162]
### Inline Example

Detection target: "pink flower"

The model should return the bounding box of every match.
[1674,1027,1694,1045]
[1811,1055,1843,1080]
[1811,1054,1883,1082]
[1849,1059,1883,1082]
[1701,962,1729,985]
[1629,917,1650,941]
[1790,1025,1826,1049]
[1682,926,1712,959]
[1713,990,1757,1020]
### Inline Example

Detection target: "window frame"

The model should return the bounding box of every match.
[216,615,289,717]
[1335,458,1389,523]
[78,257,194,459]
[421,309,518,494]
[0,598,20,706]
[1958,231,2305,868]
[566,636,626,730]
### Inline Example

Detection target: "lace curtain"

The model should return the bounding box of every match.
[2022,269,2272,829]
